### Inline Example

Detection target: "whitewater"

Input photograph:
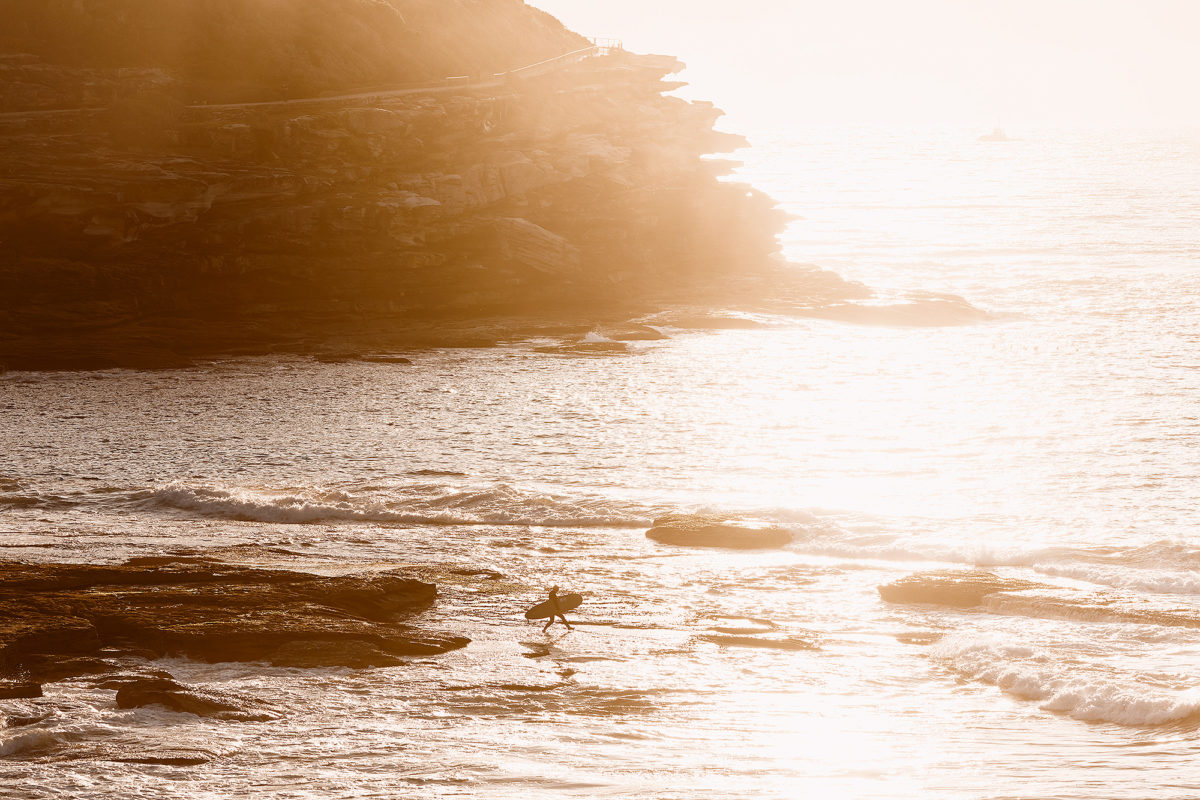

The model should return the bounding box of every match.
[2,127,1200,798]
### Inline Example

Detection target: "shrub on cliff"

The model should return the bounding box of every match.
[0,0,586,101]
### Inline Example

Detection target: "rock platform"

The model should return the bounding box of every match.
[0,558,469,694]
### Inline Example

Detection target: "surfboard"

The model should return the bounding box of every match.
[524,593,583,620]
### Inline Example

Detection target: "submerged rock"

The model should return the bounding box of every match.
[359,355,414,365]
[0,681,43,699]
[16,655,115,683]
[112,676,269,722]
[882,570,1200,631]
[93,670,174,690]
[314,353,413,365]
[5,711,53,728]
[600,324,668,341]
[533,340,629,356]
[877,570,1045,607]
[313,352,362,363]
[0,558,468,682]
[700,634,818,651]
[646,515,793,550]
[110,752,213,766]
[983,587,1200,630]
[267,633,463,668]
[647,312,768,330]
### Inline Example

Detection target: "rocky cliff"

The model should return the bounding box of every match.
[0,1,862,369]
[1,0,587,103]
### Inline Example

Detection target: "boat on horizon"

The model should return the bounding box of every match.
[978,126,1011,142]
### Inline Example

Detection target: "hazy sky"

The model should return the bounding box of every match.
[530,0,1200,130]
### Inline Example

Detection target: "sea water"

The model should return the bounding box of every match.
[2,127,1200,798]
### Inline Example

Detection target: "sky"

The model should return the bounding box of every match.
[529,0,1200,131]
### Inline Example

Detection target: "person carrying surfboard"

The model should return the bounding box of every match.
[523,587,582,630]
[542,586,574,633]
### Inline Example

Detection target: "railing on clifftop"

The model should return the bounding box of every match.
[1,37,629,116]
[588,37,624,55]
[493,45,600,80]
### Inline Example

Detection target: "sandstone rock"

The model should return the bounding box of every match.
[313,352,362,363]
[110,752,213,766]
[0,559,467,680]
[646,515,793,550]
[5,712,53,727]
[700,634,818,651]
[489,151,544,198]
[18,655,115,683]
[113,676,270,721]
[341,107,406,134]
[602,323,667,341]
[0,681,43,699]
[877,570,1045,607]
[493,217,581,275]
[268,640,403,669]
[0,613,99,675]
[533,340,627,356]
[359,355,413,364]
[93,670,175,690]
[0,43,868,371]
[264,634,462,668]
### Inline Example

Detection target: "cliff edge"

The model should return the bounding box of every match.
[0,0,862,369]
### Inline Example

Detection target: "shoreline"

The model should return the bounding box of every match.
[0,262,868,372]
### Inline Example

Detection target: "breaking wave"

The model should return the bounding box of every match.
[881,569,1200,629]
[0,728,62,758]
[1030,562,1200,596]
[137,481,655,528]
[930,633,1200,726]
[981,590,1200,630]
[0,478,79,511]
[779,526,1200,596]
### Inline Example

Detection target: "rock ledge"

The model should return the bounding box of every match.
[0,558,469,685]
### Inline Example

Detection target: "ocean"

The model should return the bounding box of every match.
[3,126,1200,798]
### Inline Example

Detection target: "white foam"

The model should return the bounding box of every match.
[722,505,820,525]
[583,330,618,343]
[0,729,61,757]
[759,523,1200,597]
[1032,562,1200,596]
[931,633,1200,726]
[140,482,649,528]
[786,535,1023,567]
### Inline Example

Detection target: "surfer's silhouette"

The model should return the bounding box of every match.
[542,586,574,633]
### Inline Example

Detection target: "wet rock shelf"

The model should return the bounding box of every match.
[0,558,468,683]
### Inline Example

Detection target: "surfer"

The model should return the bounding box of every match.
[542,586,574,633]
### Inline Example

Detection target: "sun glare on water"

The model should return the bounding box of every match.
[4,1,1200,797]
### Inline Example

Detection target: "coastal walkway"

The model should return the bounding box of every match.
[0,39,625,119]
[196,43,608,110]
